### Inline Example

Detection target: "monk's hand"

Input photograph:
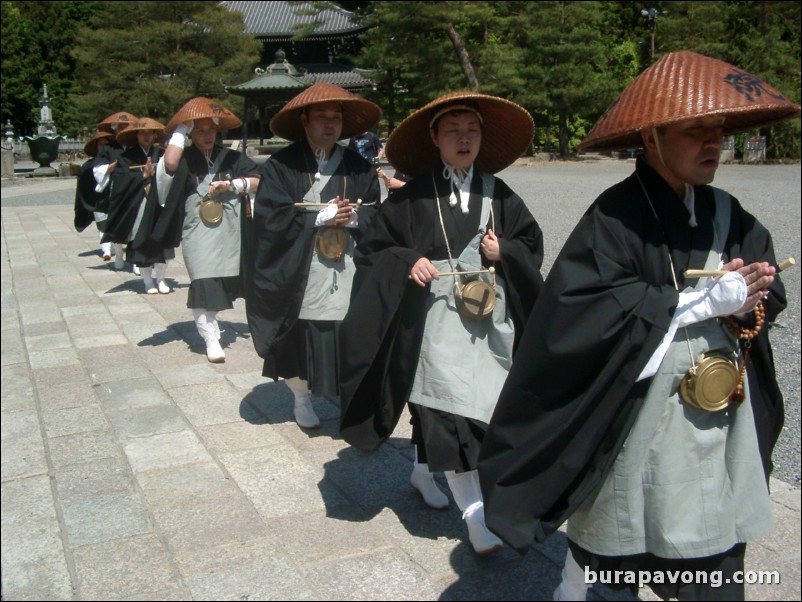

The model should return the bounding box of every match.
[725,258,775,314]
[409,257,439,287]
[481,228,501,261]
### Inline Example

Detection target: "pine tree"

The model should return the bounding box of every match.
[69,1,261,129]
[1,1,100,137]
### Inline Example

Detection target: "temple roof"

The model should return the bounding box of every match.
[228,67,373,96]
[301,64,374,88]
[222,1,366,41]
[227,51,374,97]
[228,72,308,93]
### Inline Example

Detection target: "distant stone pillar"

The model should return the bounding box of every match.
[1,120,14,176]
[720,136,735,163]
[1,149,14,177]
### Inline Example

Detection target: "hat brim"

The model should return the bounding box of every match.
[84,131,115,157]
[165,97,242,135]
[116,118,167,147]
[97,112,137,133]
[385,92,534,177]
[579,51,801,152]
[269,83,382,142]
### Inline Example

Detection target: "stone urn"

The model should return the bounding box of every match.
[23,134,63,176]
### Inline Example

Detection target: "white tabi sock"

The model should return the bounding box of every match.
[553,547,590,601]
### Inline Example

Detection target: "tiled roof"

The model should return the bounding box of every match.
[301,70,373,89]
[222,1,365,39]
[228,72,309,93]
[228,64,373,95]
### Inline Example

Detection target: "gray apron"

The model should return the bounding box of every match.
[409,174,515,424]
[298,146,355,321]
[568,188,773,558]
[182,149,242,280]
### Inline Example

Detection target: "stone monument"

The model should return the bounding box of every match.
[22,84,63,176]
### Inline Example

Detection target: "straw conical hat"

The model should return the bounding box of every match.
[116,117,166,147]
[269,82,382,142]
[579,51,801,152]
[165,97,242,135]
[97,112,137,134]
[385,91,533,177]
[84,131,116,157]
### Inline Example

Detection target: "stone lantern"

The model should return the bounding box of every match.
[22,84,63,176]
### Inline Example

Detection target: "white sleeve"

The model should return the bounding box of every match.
[93,164,111,193]
[637,272,747,381]
[314,202,338,226]
[156,158,173,207]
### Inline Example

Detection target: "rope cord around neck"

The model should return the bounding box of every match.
[432,172,496,295]
[636,172,700,370]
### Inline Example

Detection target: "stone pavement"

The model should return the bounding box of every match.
[1,175,799,601]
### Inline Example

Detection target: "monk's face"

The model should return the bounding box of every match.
[190,118,218,153]
[301,102,343,152]
[430,111,482,172]
[643,116,725,196]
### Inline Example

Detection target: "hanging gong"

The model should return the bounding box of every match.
[456,279,496,320]
[679,351,740,412]
[199,197,223,226]
[315,226,348,261]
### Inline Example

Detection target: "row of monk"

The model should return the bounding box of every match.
[72,51,799,601]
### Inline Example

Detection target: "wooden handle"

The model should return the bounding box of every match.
[409,266,495,280]
[439,266,496,277]
[294,199,363,207]
[684,257,796,279]
[684,269,727,278]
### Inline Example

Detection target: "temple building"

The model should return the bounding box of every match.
[222,1,375,144]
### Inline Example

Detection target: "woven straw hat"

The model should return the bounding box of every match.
[579,51,801,152]
[165,97,242,135]
[84,131,115,157]
[385,91,534,177]
[97,112,137,134]
[269,82,382,142]
[116,117,166,147]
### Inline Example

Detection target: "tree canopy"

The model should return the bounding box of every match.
[1,1,100,136]
[1,1,260,137]
[348,0,800,158]
[70,1,261,134]
[2,0,799,157]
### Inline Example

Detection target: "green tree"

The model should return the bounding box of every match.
[70,1,261,131]
[503,1,624,157]
[726,1,801,159]
[640,1,800,159]
[1,1,100,137]
[352,2,532,134]
[352,1,639,156]
[1,2,37,135]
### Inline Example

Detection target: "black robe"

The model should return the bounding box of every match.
[338,167,545,452]
[103,145,163,246]
[246,140,380,368]
[79,143,126,234]
[477,158,786,556]
[73,157,110,232]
